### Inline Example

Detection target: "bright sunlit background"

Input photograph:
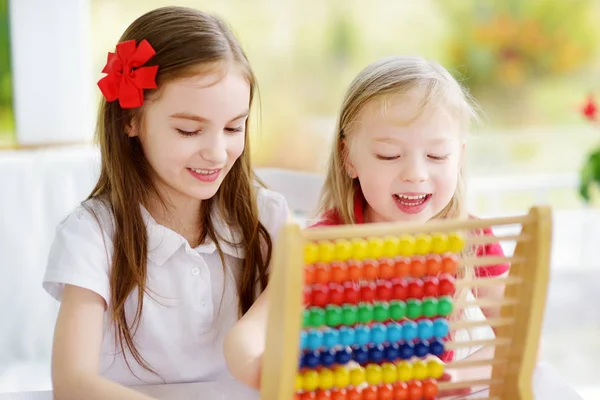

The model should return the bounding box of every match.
[1,0,599,398]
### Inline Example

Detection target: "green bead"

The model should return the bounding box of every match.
[406,299,422,319]
[342,304,358,325]
[309,307,326,327]
[303,309,310,328]
[325,305,343,327]
[357,303,374,324]
[422,297,438,318]
[373,302,389,322]
[438,296,454,316]
[389,300,407,321]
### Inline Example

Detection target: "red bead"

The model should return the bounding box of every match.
[347,388,361,400]
[315,389,331,400]
[422,276,439,297]
[408,279,425,299]
[411,256,427,277]
[362,386,378,400]
[347,260,363,281]
[330,261,348,283]
[438,274,456,296]
[330,388,347,400]
[376,280,393,301]
[315,262,331,284]
[311,283,329,307]
[408,380,423,400]
[305,265,315,285]
[328,283,345,305]
[363,259,379,280]
[360,282,377,303]
[391,278,409,301]
[304,286,312,305]
[425,254,442,276]
[379,257,395,279]
[422,378,438,397]
[300,392,316,400]
[394,257,411,277]
[343,281,361,304]
[441,254,458,275]
[393,382,409,400]
[379,384,394,400]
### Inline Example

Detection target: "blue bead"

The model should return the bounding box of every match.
[307,330,323,350]
[320,349,336,367]
[355,325,371,346]
[352,346,369,365]
[399,342,414,360]
[303,351,320,368]
[433,318,450,338]
[339,326,356,347]
[368,344,385,363]
[370,323,387,345]
[414,340,430,358]
[418,320,434,341]
[323,329,339,349]
[300,331,307,350]
[386,322,403,343]
[403,321,418,341]
[335,347,352,365]
[429,339,445,356]
[384,343,400,362]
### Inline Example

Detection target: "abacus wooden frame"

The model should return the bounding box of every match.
[260,206,552,400]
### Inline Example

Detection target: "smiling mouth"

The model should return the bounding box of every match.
[393,193,431,205]
[189,168,220,175]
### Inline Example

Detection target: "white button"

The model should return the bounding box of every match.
[191,267,200,276]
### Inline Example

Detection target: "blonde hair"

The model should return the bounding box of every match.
[317,56,482,327]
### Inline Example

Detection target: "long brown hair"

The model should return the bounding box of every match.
[88,6,272,377]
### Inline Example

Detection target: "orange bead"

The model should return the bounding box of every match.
[330,388,347,400]
[363,259,379,280]
[301,392,316,400]
[441,254,458,275]
[393,382,409,400]
[315,389,331,399]
[411,256,427,277]
[378,258,395,279]
[305,265,315,285]
[330,261,348,283]
[378,384,394,400]
[315,263,331,284]
[425,254,442,276]
[394,257,411,277]
[407,380,423,400]
[422,378,438,397]
[362,386,378,400]
[347,260,363,281]
[347,388,361,400]
[295,393,302,400]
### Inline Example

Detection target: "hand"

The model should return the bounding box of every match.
[437,372,472,398]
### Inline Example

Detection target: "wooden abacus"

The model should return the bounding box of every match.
[260,206,552,400]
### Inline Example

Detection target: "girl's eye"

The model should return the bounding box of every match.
[225,126,244,134]
[176,129,199,137]
[428,154,450,161]
[376,154,400,161]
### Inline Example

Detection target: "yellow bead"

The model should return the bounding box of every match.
[396,361,413,382]
[414,234,432,255]
[351,238,368,260]
[319,368,334,390]
[367,237,384,259]
[365,364,383,385]
[448,232,465,253]
[303,369,319,392]
[428,359,445,379]
[334,239,352,261]
[305,242,319,264]
[381,362,397,384]
[430,232,448,254]
[350,366,366,386]
[382,236,399,257]
[334,366,351,388]
[397,235,415,256]
[318,240,336,263]
[413,360,428,380]
[295,374,303,391]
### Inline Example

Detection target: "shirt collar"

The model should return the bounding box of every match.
[143,204,244,266]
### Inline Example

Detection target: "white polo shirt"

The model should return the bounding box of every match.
[43,187,289,386]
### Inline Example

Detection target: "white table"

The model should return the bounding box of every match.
[0,363,583,400]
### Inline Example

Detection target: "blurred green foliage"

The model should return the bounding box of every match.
[0,0,14,144]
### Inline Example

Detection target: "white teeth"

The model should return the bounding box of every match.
[395,194,427,200]
[191,168,217,175]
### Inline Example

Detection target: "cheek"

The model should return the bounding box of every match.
[227,134,246,161]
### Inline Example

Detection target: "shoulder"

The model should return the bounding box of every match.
[256,187,290,236]
[469,215,510,277]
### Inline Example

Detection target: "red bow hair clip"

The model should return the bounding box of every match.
[97,39,159,109]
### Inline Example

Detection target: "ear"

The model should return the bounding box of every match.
[125,119,139,138]
[340,139,357,178]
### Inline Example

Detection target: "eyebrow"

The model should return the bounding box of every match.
[170,109,250,123]
[372,136,453,145]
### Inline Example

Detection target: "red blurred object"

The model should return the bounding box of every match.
[582,94,597,121]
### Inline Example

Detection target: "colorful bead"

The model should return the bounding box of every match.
[367,237,384,259]
[408,278,424,299]
[394,257,411,277]
[428,359,445,379]
[305,264,315,285]
[386,322,403,343]
[319,368,334,390]
[418,319,434,340]
[429,339,445,356]
[413,360,428,380]
[318,241,336,263]
[325,305,343,327]
[391,278,408,301]
[300,391,316,400]
[441,254,458,275]
[352,346,369,365]
[343,281,360,304]
[422,276,439,297]
[425,254,442,276]
[362,385,378,400]
[307,330,323,350]
[360,282,377,303]
[355,325,370,346]
[381,362,397,384]
[365,364,383,385]
[373,302,389,322]
[376,280,393,301]
[368,344,385,363]
[370,323,387,345]
[334,366,350,388]
[382,236,399,257]
[414,234,431,255]
[303,351,320,369]
[438,296,453,316]
[303,309,310,328]
[339,326,355,346]
[310,307,326,327]
[303,369,319,391]
[335,347,352,365]
[396,361,413,381]
[438,274,456,296]
[349,366,365,386]
[312,283,329,307]
[315,390,330,400]
[341,304,358,325]
[300,330,307,349]
[379,257,395,279]
[403,321,418,341]
[398,235,415,256]
[423,378,439,397]
[334,239,352,261]
[406,299,422,319]
[304,287,312,306]
[410,256,427,278]
[384,343,400,362]
[331,389,347,400]
[295,374,303,391]
[320,349,336,367]
[414,340,429,358]
[379,384,394,400]
[448,232,464,253]
[347,260,363,280]
[357,303,374,323]
[399,342,414,360]
[393,382,409,400]
[305,242,319,264]
[315,263,331,284]
[328,283,344,306]
[351,238,368,260]
[433,318,449,338]
[330,262,348,284]
[422,297,438,318]
[431,232,448,254]
[407,380,423,400]
[363,259,379,281]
